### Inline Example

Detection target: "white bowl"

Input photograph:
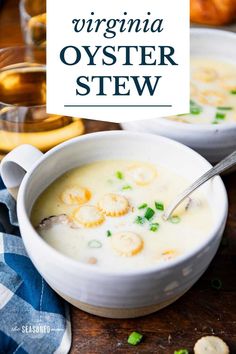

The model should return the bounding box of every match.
[0,132,228,318]
[122,29,236,163]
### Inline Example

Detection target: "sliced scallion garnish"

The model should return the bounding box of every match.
[150,223,160,232]
[217,106,233,111]
[106,230,112,237]
[88,240,102,248]
[169,215,181,224]
[135,216,146,225]
[155,201,164,211]
[144,207,155,220]
[190,100,202,115]
[122,185,132,191]
[190,106,202,115]
[215,112,226,120]
[138,203,148,209]
[127,332,143,346]
[115,171,123,180]
[174,350,189,354]
[230,89,236,95]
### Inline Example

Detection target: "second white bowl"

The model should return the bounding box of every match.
[122,29,236,163]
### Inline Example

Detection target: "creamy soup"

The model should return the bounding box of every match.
[31,160,212,270]
[168,57,236,124]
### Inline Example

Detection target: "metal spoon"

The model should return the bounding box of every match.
[163,150,236,221]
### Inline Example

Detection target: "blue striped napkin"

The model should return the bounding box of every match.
[0,180,71,354]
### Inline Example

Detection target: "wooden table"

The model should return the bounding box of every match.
[1,1,236,353]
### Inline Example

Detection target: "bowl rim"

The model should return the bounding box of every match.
[17,131,228,277]
[149,28,236,132]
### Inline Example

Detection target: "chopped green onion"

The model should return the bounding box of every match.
[230,89,236,95]
[115,171,123,180]
[88,240,102,248]
[138,203,148,210]
[122,185,132,191]
[150,223,160,232]
[135,216,146,225]
[169,215,181,224]
[212,120,219,125]
[144,207,155,220]
[217,106,233,111]
[127,331,143,346]
[211,278,222,290]
[155,201,164,211]
[215,112,226,120]
[174,350,189,354]
[190,99,202,115]
[190,106,202,115]
[106,230,112,237]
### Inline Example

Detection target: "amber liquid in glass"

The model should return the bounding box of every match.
[0,64,83,156]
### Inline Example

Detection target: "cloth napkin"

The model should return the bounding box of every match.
[0,182,71,354]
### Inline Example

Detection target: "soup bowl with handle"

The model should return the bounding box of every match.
[0,131,228,318]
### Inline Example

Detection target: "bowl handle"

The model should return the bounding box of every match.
[0,145,43,199]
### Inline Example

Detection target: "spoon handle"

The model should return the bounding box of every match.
[163,150,236,220]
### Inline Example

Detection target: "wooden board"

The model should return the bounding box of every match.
[0,2,236,352]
